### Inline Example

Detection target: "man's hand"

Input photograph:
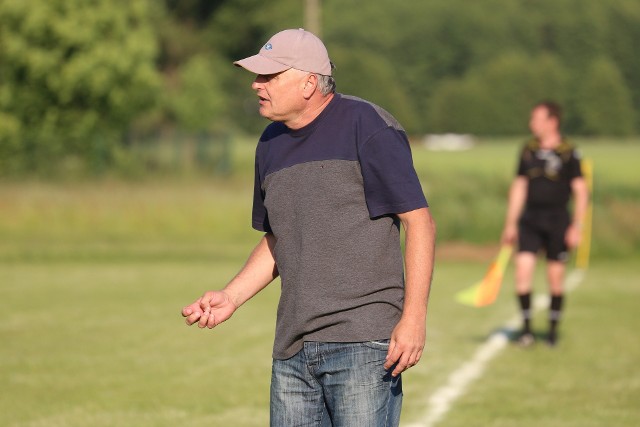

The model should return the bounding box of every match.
[384,318,426,377]
[565,223,582,249]
[181,291,237,329]
[501,224,518,246]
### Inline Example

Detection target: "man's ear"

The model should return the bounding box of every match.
[302,74,318,99]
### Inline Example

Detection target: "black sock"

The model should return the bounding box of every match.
[549,294,564,334]
[518,293,532,333]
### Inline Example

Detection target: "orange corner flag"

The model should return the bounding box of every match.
[456,244,513,307]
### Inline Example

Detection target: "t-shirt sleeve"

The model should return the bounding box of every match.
[358,127,428,218]
[567,150,583,179]
[252,153,272,233]
[516,147,528,177]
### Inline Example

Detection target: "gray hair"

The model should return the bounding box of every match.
[316,61,336,95]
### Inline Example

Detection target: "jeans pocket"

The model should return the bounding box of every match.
[362,339,390,350]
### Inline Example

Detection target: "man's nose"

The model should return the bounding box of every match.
[252,76,267,90]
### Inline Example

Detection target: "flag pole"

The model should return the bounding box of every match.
[575,158,593,270]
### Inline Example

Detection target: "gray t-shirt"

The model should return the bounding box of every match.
[252,94,428,359]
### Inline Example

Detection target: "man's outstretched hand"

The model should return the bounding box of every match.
[181,291,237,329]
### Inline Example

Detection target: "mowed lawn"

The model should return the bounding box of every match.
[2,258,638,426]
[409,260,640,427]
[1,139,638,426]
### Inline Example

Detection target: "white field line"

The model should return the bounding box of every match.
[404,269,585,427]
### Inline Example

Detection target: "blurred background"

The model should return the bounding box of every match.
[1,0,638,256]
[1,1,639,426]
[1,0,639,177]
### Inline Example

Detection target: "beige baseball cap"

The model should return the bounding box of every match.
[234,28,332,76]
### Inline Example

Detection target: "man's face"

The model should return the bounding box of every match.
[251,68,309,125]
[529,106,557,137]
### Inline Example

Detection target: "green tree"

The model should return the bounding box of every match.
[426,77,493,135]
[161,0,640,138]
[166,54,230,132]
[607,0,640,131]
[0,0,161,174]
[427,53,569,135]
[522,0,610,66]
[330,46,418,132]
[573,57,635,136]
[322,0,640,136]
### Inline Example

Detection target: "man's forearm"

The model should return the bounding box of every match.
[223,233,279,308]
[505,177,528,227]
[398,208,436,320]
[571,177,589,227]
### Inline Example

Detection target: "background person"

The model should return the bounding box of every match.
[501,101,588,347]
[181,28,436,426]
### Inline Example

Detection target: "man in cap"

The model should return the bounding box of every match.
[182,28,436,426]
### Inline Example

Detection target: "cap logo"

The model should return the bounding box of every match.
[264,43,273,50]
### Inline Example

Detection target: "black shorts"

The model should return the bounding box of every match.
[518,208,570,261]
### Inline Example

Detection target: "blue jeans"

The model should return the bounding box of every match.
[270,341,403,427]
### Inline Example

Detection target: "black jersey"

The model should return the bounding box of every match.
[516,139,582,209]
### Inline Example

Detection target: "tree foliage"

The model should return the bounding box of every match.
[322,0,638,136]
[428,53,570,135]
[0,0,160,174]
[1,0,639,175]
[574,58,635,136]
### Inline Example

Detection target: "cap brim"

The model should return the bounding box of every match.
[233,54,291,75]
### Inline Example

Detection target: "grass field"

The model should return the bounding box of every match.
[1,140,639,426]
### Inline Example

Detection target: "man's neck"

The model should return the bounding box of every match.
[286,93,335,130]
[538,132,562,149]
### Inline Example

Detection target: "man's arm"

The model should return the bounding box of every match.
[566,176,589,249]
[501,176,528,245]
[181,233,279,328]
[384,207,436,377]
